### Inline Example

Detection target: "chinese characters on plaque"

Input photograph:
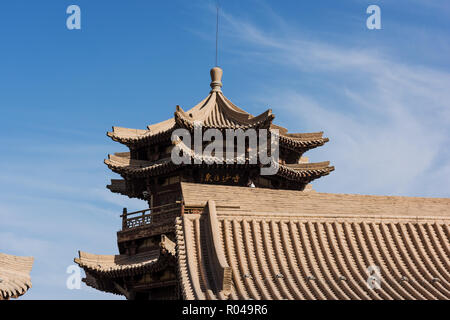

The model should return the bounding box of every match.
[202,173,240,184]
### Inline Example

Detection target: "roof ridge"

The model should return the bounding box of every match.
[206,200,232,296]
[180,182,450,217]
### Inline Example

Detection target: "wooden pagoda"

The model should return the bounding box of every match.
[75,67,450,300]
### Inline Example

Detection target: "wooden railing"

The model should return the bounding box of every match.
[121,208,151,230]
[120,201,183,230]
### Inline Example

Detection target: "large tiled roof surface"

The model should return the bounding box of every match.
[176,203,450,300]
[180,183,450,218]
[0,253,33,300]
[176,184,450,300]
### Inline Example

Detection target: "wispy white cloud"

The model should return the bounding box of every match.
[220,7,450,197]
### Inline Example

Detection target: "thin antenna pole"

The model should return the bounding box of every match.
[215,3,219,67]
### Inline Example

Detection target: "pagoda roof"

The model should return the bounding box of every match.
[104,148,334,183]
[175,183,450,300]
[106,67,328,152]
[75,235,176,296]
[75,250,162,278]
[107,118,176,146]
[105,153,176,177]
[175,67,273,130]
[174,95,273,130]
[277,131,329,152]
[278,161,334,181]
[0,253,34,300]
[75,235,175,278]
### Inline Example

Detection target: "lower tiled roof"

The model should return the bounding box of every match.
[75,235,176,278]
[75,250,163,278]
[175,184,450,300]
[75,183,450,300]
[176,207,450,300]
[75,235,176,295]
[0,253,34,300]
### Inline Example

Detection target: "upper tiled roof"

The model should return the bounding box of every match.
[0,253,34,300]
[173,94,273,130]
[106,68,328,152]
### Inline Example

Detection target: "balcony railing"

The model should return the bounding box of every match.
[120,202,182,230]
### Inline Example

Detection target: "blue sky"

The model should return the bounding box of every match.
[0,0,449,299]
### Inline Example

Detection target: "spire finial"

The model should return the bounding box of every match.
[210,67,223,92]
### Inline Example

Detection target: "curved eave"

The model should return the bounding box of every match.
[75,236,176,279]
[75,252,168,278]
[278,161,335,182]
[106,179,126,194]
[107,130,173,147]
[104,153,177,177]
[279,132,330,153]
[106,179,146,200]
[0,253,34,300]
[82,272,121,296]
[107,123,328,153]
[105,146,334,184]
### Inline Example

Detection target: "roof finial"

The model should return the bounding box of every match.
[210,67,223,92]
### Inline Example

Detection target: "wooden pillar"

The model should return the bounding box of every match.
[122,208,127,230]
